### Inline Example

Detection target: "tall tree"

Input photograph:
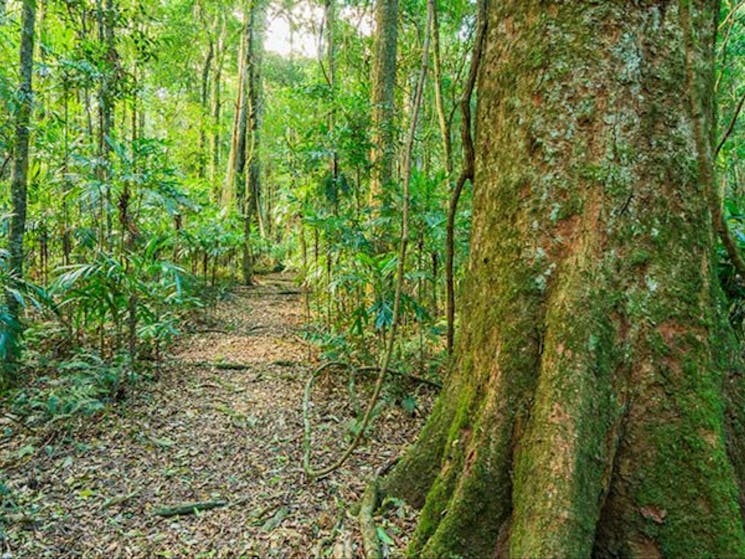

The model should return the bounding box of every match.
[324,0,337,183]
[198,35,213,179]
[242,0,264,283]
[4,0,37,381]
[429,0,451,178]
[385,1,745,556]
[368,0,398,207]
[224,2,250,208]
[445,0,485,355]
[96,0,117,246]
[211,7,226,186]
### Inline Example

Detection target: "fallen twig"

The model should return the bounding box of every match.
[101,489,141,510]
[272,359,297,367]
[172,360,252,371]
[153,499,229,517]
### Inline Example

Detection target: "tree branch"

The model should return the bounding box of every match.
[716,87,745,156]
[445,0,488,355]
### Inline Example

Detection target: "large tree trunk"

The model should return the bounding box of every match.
[368,0,398,207]
[4,0,36,381]
[386,2,745,557]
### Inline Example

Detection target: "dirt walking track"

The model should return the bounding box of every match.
[1,274,429,558]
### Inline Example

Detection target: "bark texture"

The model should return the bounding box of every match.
[199,39,213,179]
[224,15,248,208]
[4,0,36,380]
[430,0,452,178]
[96,0,116,245]
[369,0,399,206]
[211,11,225,185]
[387,1,745,557]
[242,0,264,285]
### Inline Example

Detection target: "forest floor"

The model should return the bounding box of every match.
[1,273,433,558]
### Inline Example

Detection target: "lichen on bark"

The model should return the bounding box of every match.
[385,1,745,557]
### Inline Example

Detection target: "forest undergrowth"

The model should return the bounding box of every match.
[0,273,435,558]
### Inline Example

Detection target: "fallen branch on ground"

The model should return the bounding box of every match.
[101,489,141,510]
[194,325,267,335]
[172,360,251,371]
[239,289,305,297]
[272,359,296,367]
[153,499,229,517]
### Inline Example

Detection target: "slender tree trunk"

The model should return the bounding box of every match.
[199,40,213,179]
[246,0,264,237]
[369,0,399,209]
[241,0,264,285]
[386,2,745,557]
[96,0,116,247]
[324,0,339,225]
[224,6,249,207]
[445,0,485,355]
[211,10,225,188]
[62,79,71,265]
[325,0,337,184]
[430,0,451,179]
[4,0,36,381]
[211,64,222,184]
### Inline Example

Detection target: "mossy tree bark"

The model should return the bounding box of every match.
[386,1,745,557]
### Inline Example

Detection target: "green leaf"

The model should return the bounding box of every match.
[17,445,35,458]
[376,526,395,546]
[150,437,175,448]
[77,488,96,499]
[262,506,289,531]
[402,395,417,415]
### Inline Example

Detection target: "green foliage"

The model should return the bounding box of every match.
[0,0,481,415]
[717,2,745,330]
[0,246,54,372]
[8,351,130,421]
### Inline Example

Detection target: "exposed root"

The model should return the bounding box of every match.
[359,478,383,559]
[302,361,439,480]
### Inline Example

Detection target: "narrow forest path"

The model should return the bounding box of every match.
[2,274,430,558]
